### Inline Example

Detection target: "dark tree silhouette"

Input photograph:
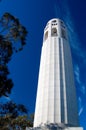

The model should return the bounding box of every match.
[0,13,33,129]
[0,115,33,130]
[0,101,33,129]
[0,13,27,52]
[0,12,27,97]
[0,101,28,118]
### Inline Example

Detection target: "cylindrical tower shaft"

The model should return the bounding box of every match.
[34,18,79,127]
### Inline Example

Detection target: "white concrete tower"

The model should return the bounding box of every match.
[33,19,83,130]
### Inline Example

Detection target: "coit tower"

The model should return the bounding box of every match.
[33,19,83,130]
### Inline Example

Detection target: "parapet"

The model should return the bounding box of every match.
[43,18,67,42]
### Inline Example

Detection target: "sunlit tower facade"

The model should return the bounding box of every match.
[33,19,83,130]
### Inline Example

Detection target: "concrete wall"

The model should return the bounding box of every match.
[34,19,79,127]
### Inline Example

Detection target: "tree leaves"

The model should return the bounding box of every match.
[0,12,32,129]
[0,12,27,53]
[0,101,28,117]
[0,115,33,130]
[0,77,13,97]
[0,12,28,97]
[0,102,33,129]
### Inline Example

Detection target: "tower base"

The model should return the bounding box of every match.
[26,127,83,130]
[26,124,83,130]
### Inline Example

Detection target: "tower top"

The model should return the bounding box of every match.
[46,18,64,24]
[44,18,65,30]
[44,18,67,42]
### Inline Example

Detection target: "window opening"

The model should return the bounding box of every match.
[45,31,48,41]
[51,28,57,36]
[52,20,56,23]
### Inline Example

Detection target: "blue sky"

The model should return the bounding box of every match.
[0,0,86,129]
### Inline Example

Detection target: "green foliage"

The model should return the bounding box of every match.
[0,12,27,97]
[0,12,33,129]
[0,102,33,129]
[0,12,27,52]
[0,101,28,117]
[0,115,33,130]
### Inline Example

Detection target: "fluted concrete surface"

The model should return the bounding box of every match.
[33,19,81,128]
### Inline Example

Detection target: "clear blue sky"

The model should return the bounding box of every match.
[0,0,86,129]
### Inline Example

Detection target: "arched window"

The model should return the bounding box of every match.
[44,31,48,41]
[52,20,56,23]
[51,28,57,36]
